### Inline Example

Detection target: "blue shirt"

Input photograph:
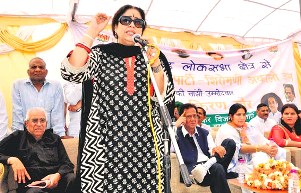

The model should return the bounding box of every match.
[12,79,65,136]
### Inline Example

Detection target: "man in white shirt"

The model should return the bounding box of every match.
[248,103,276,136]
[63,81,82,137]
[267,95,281,123]
[12,57,66,137]
[176,103,236,193]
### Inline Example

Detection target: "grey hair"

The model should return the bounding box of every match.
[25,107,47,121]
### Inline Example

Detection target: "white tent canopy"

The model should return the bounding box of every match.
[0,0,300,42]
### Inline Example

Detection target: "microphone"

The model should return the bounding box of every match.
[132,34,148,47]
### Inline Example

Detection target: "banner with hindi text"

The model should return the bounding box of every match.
[160,39,299,127]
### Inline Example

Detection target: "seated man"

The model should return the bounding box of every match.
[176,103,236,193]
[248,103,276,136]
[0,107,75,193]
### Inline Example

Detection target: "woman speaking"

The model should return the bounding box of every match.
[61,4,175,193]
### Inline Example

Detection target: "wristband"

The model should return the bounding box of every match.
[285,139,288,146]
[76,43,91,54]
[79,41,91,49]
[255,145,259,152]
[67,50,73,58]
[66,49,90,63]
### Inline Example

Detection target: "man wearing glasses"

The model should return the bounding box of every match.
[176,103,236,193]
[0,107,75,193]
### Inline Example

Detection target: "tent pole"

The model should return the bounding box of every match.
[69,0,79,22]
[71,3,78,22]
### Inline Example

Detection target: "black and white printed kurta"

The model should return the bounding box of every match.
[61,43,175,193]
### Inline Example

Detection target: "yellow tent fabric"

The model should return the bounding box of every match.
[0,52,34,126]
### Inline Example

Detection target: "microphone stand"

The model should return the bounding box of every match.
[139,45,192,192]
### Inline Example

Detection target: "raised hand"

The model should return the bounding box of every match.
[87,13,111,38]
[175,110,187,128]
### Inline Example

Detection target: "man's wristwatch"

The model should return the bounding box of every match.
[151,65,162,73]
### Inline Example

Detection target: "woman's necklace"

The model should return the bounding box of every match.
[124,56,136,95]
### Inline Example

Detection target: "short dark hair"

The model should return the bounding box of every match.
[257,103,268,110]
[111,4,146,39]
[197,106,206,116]
[228,103,247,117]
[179,103,197,116]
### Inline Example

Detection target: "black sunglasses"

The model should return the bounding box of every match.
[118,16,146,28]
